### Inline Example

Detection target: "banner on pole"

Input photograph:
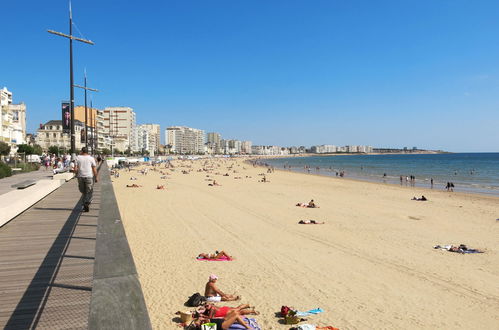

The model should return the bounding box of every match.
[61,101,70,134]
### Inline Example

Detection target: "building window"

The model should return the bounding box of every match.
[53,133,57,138]
[46,133,49,137]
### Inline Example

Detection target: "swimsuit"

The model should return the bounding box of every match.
[214,306,230,318]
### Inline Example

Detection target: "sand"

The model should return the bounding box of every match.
[112,158,499,330]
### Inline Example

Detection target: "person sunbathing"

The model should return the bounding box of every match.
[205,274,239,302]
[299,220,325,224]
[307,199,319,208]
[126,184,141,188]
[193,309,251,330]
[156,185,165,190]
[209,180,222,186]
[202,303,259,318]
[411,195,427,201]
[197,251,231,260]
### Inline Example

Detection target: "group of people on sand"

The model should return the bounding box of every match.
[296,200,319,208]
[185,275,259,329]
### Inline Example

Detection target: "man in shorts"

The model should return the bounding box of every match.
[204,274,240,302]
[74,147,98,212]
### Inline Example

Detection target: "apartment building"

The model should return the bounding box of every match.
[166,126,205,154]
[136,124,160,155]
[35,120,85,152]
[102,107,136,152]
[0,87,26,153]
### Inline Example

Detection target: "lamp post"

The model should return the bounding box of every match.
[74,70,98,153]
[48,1,94,154]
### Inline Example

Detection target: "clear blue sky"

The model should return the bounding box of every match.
[2,0,499,151]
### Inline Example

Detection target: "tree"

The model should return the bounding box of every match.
[0,141,11,156]
[33,145,43,155]
[101,148,111,155]
[17,144,35,155]
[48,146,60,155]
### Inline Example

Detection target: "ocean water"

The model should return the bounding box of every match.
[263,153,499,196]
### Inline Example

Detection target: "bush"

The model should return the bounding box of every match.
[0,142,10,156]
[17,144,35,155]
[0,162,12,179]
[18,162,40,173]
[48,146,60,155]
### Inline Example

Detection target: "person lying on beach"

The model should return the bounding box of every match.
[434,244,484,254]
[130,177,137,180]
[156,185,165,190]
[298,220,325,224]
[205,274,240,302]
[200,303,259,318]
[197,251,231,260]
[208,180,222,186]
[126,184,141,188]
[193,309,251,330]
[411,196,427,201]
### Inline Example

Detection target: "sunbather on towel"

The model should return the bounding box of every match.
[193,309,251,329]
[434,244,484,253]
[126,184,141,188]
[411,195,427,201]
[205,274,240,302]
[198,251,232,260]
[200,304,259,318]
[298,220,325,224]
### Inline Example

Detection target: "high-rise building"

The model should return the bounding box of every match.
[136,124,160,156]
[1,87,26,153]
[102,107,136,152]
[166,126,205,154]
[241,141,252,154]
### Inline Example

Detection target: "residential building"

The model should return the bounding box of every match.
[35,120,85,152]
[136,124,160,155]
[1,87,27,153]
[251,145,288,155]
[166,126,205,154]
[102,107,136,152]
[207,132,222,154]
[241,141,252,154]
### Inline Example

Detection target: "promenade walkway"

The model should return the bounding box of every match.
[0,168,54,196]
[0,178,101,329]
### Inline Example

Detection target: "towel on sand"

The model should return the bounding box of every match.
[296,308,324,318]
[228,317,260,330]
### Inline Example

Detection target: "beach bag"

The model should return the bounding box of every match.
[185,292,206,307]
[281,305,291,317]
[285,310,300,325]
[201,323,217,330]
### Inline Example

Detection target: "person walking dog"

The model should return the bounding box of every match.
[74,147,98,212]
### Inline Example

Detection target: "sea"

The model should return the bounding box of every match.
[262,153,499,196]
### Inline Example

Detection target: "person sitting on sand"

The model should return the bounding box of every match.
[205,274,240,302]
[193,309,251,330]
[298,220,325,224]
[156,185,165,190]
[209,180,221,186]
[307,199,319,208]
[126,184,141,188]
[197,251,231,260]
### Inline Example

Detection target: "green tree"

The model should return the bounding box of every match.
[114,148,121,155]
[48,146,60,155]
[33,145,43,155]
[0,141,11,156]
[101,148,111,155]
[17,144,35,155]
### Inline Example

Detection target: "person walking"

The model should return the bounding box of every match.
[74,147,98,212]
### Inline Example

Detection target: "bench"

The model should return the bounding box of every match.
[11,180,37,189]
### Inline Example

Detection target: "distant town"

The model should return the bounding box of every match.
[1,86,441,157]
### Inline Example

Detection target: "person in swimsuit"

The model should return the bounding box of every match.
[197,251,231,260]
[202,304,259,318]
[204,274,239,302]
[193,309,251,329]
[298,220,325,224]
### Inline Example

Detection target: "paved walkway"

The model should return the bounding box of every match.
[0,178,101,329]
[0,168,54,196]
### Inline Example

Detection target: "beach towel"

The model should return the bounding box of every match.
[228,317,261,330]
[296,308,324,318]
[196,256,233,261]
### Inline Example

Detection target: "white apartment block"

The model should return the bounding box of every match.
[102,107,136,152]
[241,141,252,154]
[311,144,372,153]
[136,124,160,156]
[251,145,288,155]
[166,126,205,154]
[35,120,85,152]
[0,87,26,154]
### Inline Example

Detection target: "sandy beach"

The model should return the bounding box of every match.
[112,158,499,330]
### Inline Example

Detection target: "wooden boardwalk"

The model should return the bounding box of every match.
[0,178,101,329]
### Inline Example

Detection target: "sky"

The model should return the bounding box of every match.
[2,0,499,152]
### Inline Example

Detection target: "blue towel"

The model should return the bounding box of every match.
[296,308,324,317]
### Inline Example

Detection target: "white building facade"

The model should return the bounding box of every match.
[102,107,136,152]
[166,126,205,154]
[0,87,26,153]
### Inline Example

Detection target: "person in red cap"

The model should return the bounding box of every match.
[204,274,240,302]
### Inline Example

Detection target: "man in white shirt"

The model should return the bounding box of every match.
[74,147,98,212]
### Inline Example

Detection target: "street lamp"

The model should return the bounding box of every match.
[74,69,99,153]
[47,1,94,154]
